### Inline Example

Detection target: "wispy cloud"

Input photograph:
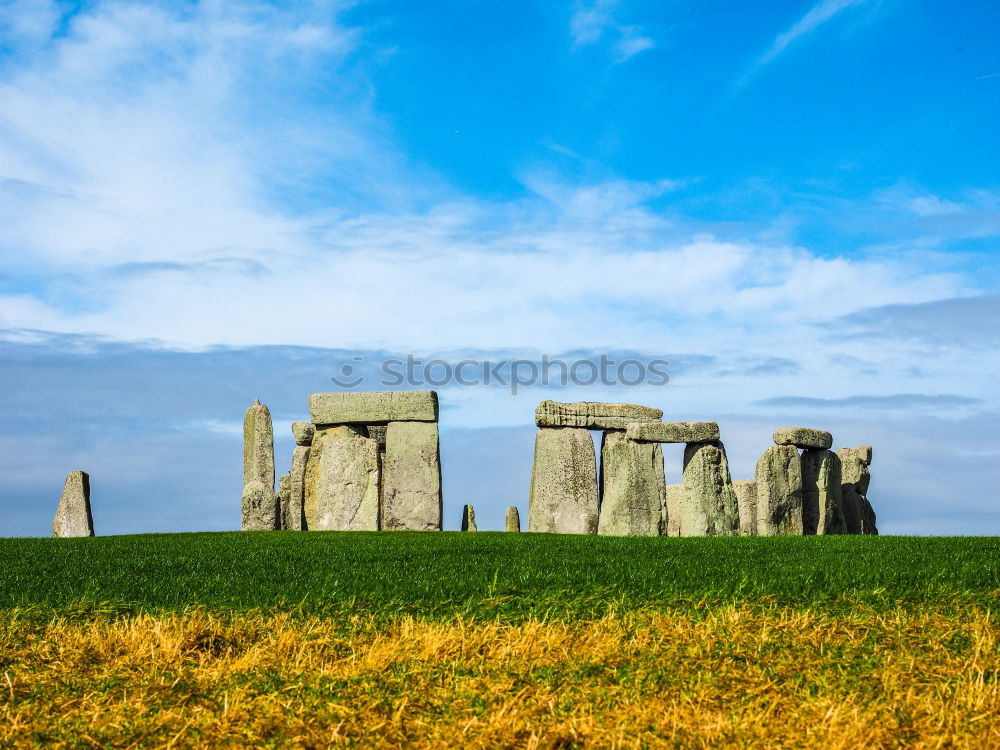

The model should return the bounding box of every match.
[569,0,654,62]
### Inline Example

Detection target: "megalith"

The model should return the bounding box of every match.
[506,506,521,532]
[678,441,740,536]
[243,399,275,490]
[461,504,477,531]
[304,425,380,531]
[52,470,94,538]
[242,478,279,531]
[773,427,833,451]
[665,484,683,537]
[291,421,315,446]
[277,473,291,530]
[381,421,442,531]
[756,445,804,535]
[732,479,757,536]
[626,421,720,444]
[801,449,846,535]
[287,445,309,531]
[536,400,662,430]
[598,430,665,536]
[309,391,438,424]
[528,426,599,534]
[837,446,878,535]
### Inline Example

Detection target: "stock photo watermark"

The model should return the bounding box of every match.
[331,355,671,395]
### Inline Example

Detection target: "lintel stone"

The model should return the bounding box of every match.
[773,427,833,450]
[535,400,662,430]
[309,391,438,425]
[627,421,719,444]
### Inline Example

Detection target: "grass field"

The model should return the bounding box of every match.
[2,533,999,747]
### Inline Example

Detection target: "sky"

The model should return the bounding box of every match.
[1,0,998,535]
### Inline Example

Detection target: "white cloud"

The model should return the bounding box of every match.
[569,0,654,62]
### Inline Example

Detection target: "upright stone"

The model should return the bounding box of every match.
[755,445,804,535]
[288,445,309,531]
[598,431,665,536]
[292,422,315,446]
[678,441,740,536]
[732,480,757,536]
[506,506,521,532]
[304,425,379,531]
[52,470,94,538]
[528,427,599,534]
[461,504,477,532]
[277,473,291,530]
[838,446,878,535]
[243,399,275,490]
[382,421,442,531]
[242,479,279,531]
[801,450,846,535]
[665,484,684,537]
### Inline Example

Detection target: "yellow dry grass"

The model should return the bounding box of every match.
[1,607,998,748]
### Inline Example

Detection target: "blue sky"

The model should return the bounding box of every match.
[1,0,998,535]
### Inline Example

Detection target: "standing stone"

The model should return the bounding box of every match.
[382,421,442,531]
[665,484,684,537]
[288,445,309,531]
[801,450,846,535]
[277,473,291,530]
[732,480,757,536]
[52,470,94,538]
[243,399,275,491]
[242,478,279,531]
[506,506,521,532]
[292,422,315,446]
[598,431,665,536]
[755,445,804,535]
[528,427,599,534]
[678,441,740,536]
[838,446,878,535]
[304,425,379,531]
[461,504,477,531]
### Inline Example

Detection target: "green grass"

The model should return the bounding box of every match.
[2,532,999,620]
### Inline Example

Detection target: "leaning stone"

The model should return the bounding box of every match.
[838,445,873,466]
[838,447,878,535]
[243,399,275,490]
[291,422,315,446]
[308,391,438,425]
[287,446,309,531]
[528,427,599,534]
[626,421,720,444]
[304,425,379,531]
[732,480,757,536]
[461,504,477,532]
[535,400,662,430]
[242,479,279,531]
[756,445,804,535]
[677,441,740,536]
[801,450,846,535]
[773,427,832,450]
[381,421,442,531]
[506,506,521,532]
[52,470,94,538]
[277,474,291,530]
[598,431,664,536]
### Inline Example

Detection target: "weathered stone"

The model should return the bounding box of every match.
[597,431,665,536]
[366,424,388,449]
[303,425,379,531]
[291,422,315,446]
[665,484,683,537]
[756,445,804,535]
[801,449,846,535]
[461,504,477,532]
[528,427,599,534]
[838,447,878,535]
[381,421,442,531]
[52,470,94,538]
[243,399,275,490]
[535,400,662,430]
[626,421,720,444]
[242,479,279,531]
[773,427,832,450]
[732,480,757,536]
[308,391,438,425]
[277,473,291,530]
[506,506,521,532]
[287,446,309,531]
[677,441,740,536]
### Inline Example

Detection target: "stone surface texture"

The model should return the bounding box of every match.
[277,473,291,530]
[52,470,94,538]
[839,445,873,466]
[242,479,279,531]
[626,421,720,444]
[838,447,878,535]
[665,484,684,537]
[528,427,599,534]
[304,425,380,531]
[308,391,438,425]
[801,449,846,535]
[291,422,315,446]
[535,400,662,430]
[755,445,804,535]
[597,431,665,536]
[773,427,833,450]
[287,446,309,531]
[506,506,521,532]
[732,479,757,536]
[243,399,275,490]
[677,441,740,536]
[381,421,442,531]
[461,504,477,532]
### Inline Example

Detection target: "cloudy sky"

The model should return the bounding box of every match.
[2,0,998,535]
